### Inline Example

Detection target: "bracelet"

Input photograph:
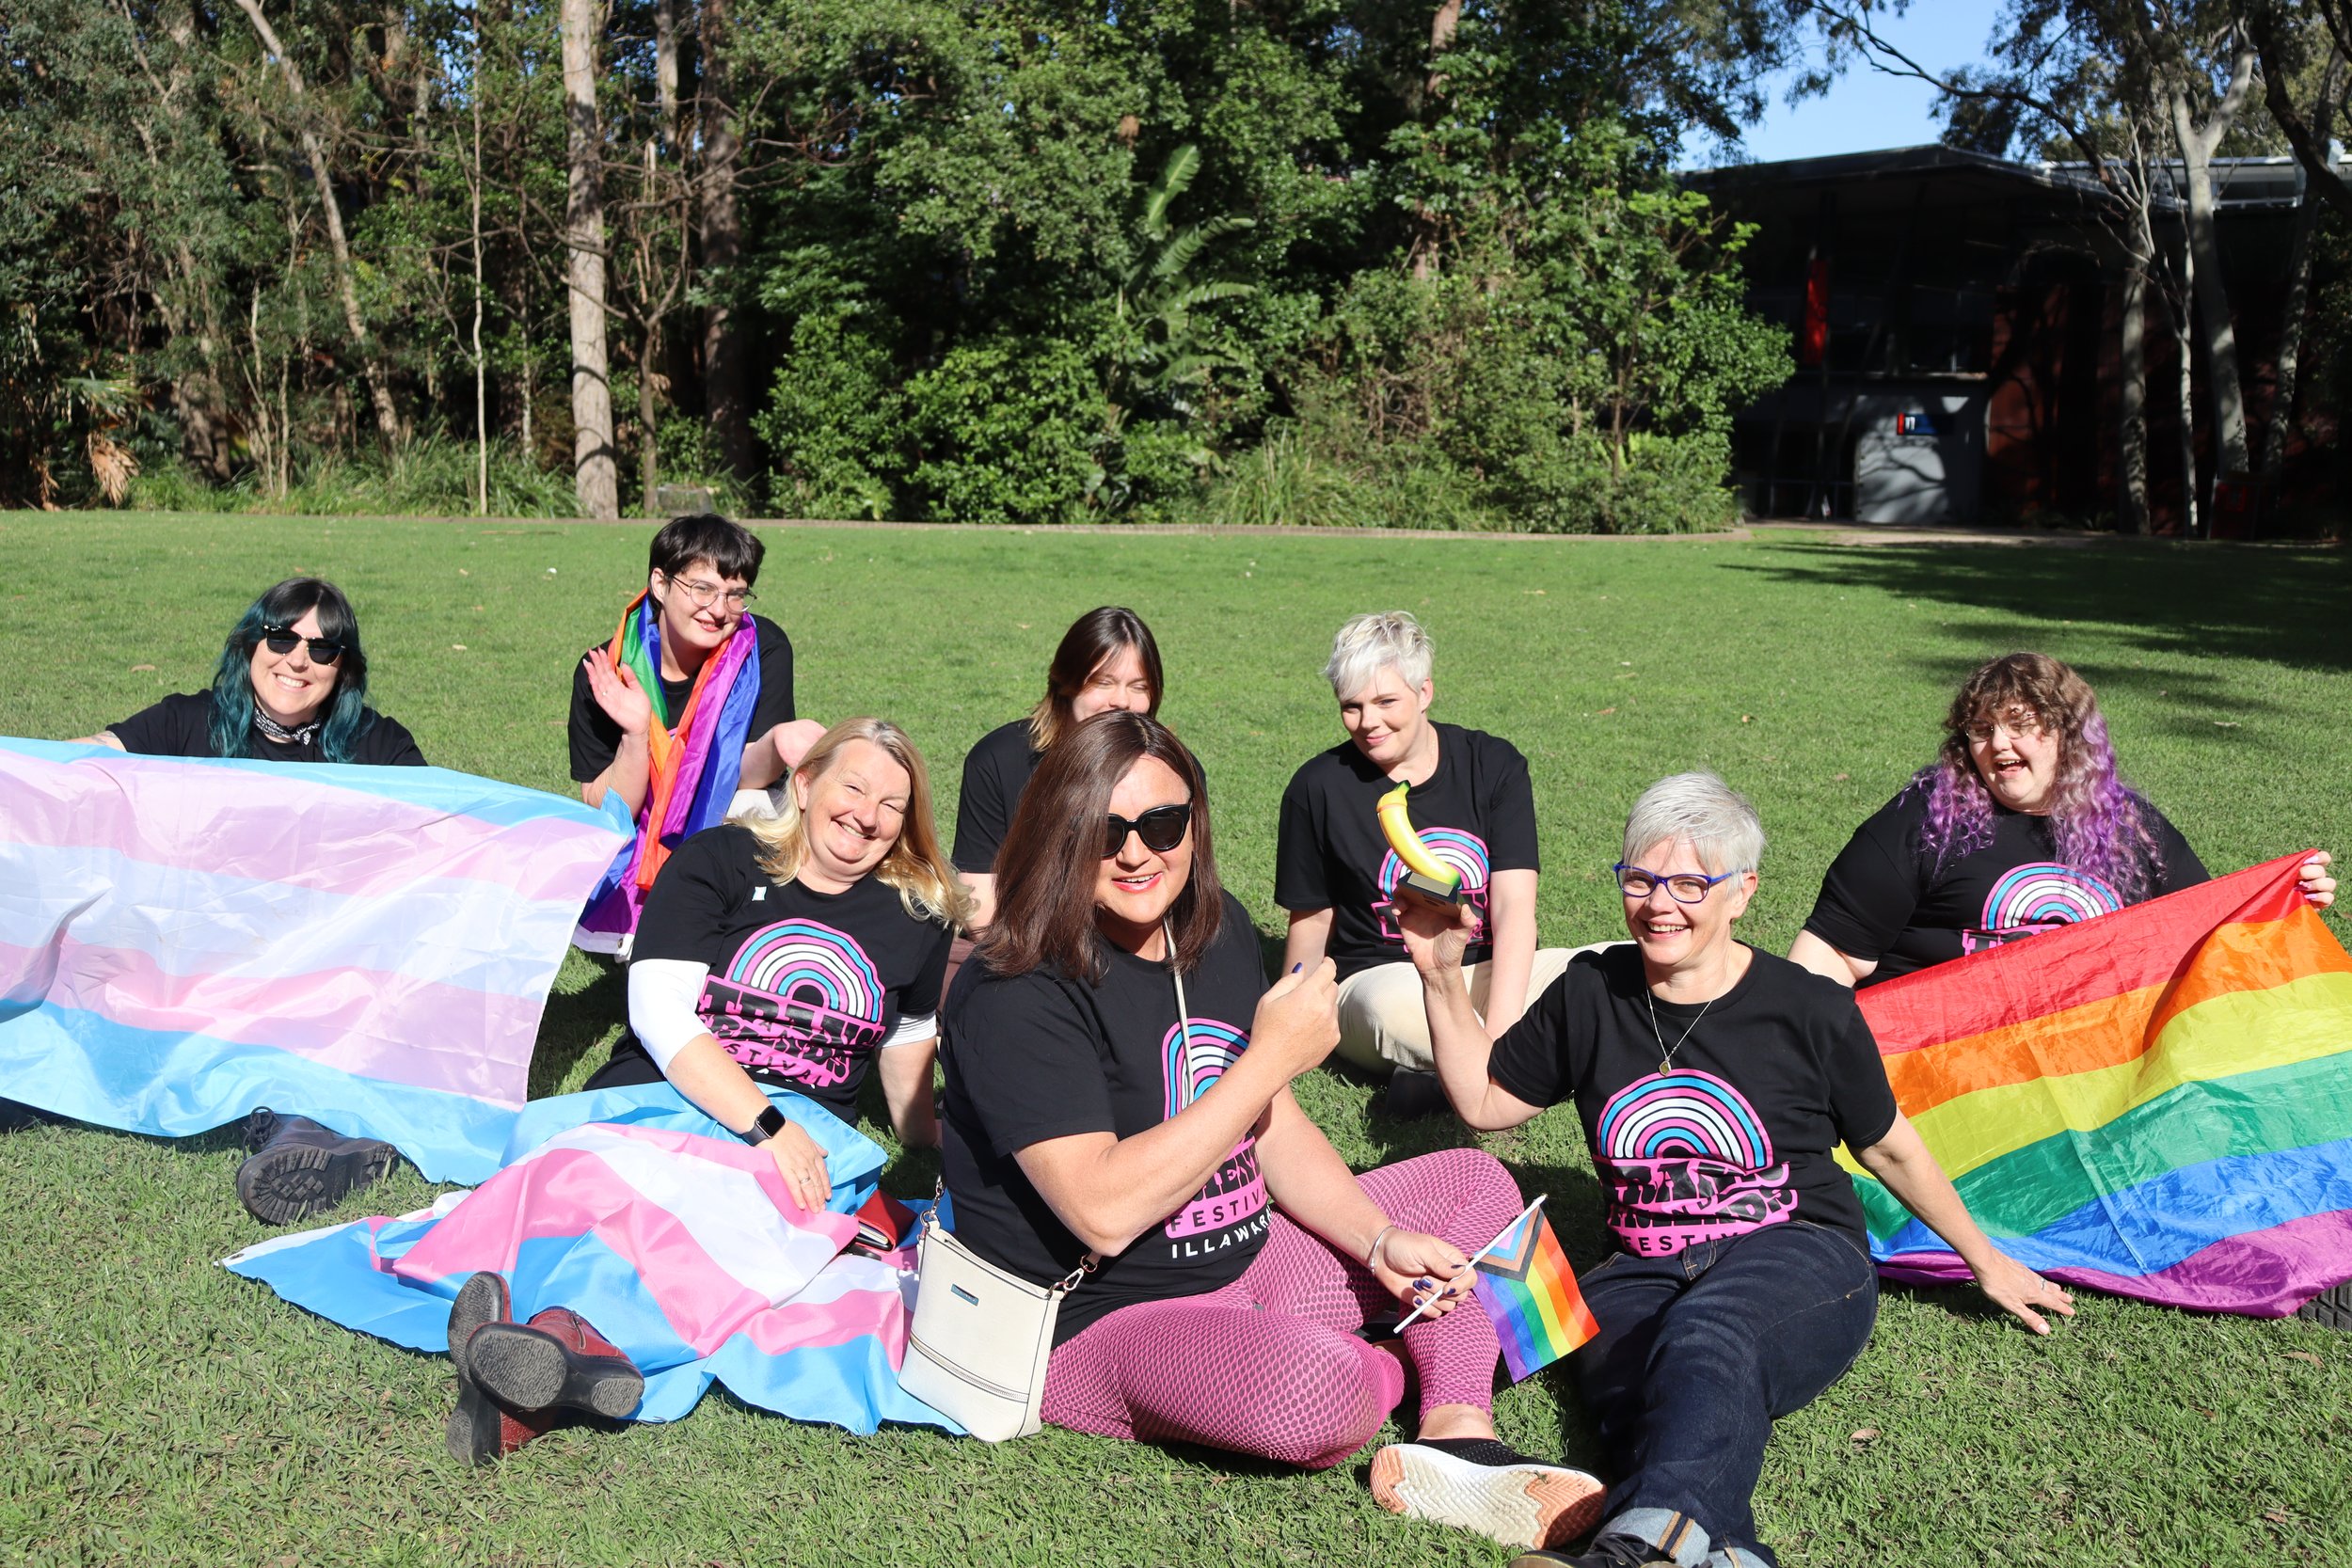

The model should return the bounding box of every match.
[1365,1223,1399,1272]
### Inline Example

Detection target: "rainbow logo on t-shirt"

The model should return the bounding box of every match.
[1161,1016,1249,1117]
[1596,1069,1795,1256]
[727,919,883,1022]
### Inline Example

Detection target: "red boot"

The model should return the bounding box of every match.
[467,1306,645,1421]
[445,1272,557,1465]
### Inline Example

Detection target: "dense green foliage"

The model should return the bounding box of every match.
[5,517,2350,1563]
[2,2,1820,529]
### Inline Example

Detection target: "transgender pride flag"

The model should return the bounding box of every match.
[227,1093,954,1433]
[0,739,628,1182]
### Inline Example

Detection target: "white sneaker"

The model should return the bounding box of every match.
[1369,1438,1606,1550]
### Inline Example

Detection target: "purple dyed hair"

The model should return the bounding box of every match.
[1911,652,2165,903]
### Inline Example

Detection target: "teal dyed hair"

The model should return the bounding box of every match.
[207,578,373,762]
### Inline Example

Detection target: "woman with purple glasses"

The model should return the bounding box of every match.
[1789,651,2332,990]
[62,577,424,1226]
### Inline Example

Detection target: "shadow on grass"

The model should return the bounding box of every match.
[528,954,627,1100]
[1732,542,2352,675]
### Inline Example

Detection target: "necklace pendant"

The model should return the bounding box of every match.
[1660,1058,1672,1078]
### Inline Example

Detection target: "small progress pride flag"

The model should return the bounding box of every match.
[1470,1196,1600,1382]
[1849,851,2352,1317]
[0,739,628,1183]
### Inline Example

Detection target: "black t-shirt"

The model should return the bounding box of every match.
[1489,944,1899,1256]
[567,613,797,784]
[1802,784,2209,987]
[941,892,1273,1343]
[620,823,954,1126]
[107,691,426,766]
[1275,723,1541,978]
[951,719,1043,875]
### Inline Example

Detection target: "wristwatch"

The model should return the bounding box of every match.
[739,1105,787,1147]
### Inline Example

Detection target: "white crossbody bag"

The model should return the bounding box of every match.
[900,927,1194,1441]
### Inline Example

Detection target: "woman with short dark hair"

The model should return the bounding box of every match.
[940,712,1604,1554]
[73,576,423,1224]
[571,514,823,951]
[1790,651,2332,989]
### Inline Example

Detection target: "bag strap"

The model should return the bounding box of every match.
[928,1178,1099,1296]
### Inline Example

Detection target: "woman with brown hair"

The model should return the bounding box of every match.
[951,606,1166,931]
[938,712,1606,1554]
[1792,651,2333,989]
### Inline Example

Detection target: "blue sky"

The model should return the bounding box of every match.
[1682,1,2009,167]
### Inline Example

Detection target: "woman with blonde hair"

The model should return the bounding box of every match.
[445,720,967,1465]
[586,718,969,1199]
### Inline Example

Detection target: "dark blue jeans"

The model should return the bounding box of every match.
[1572,1220,1879,1568]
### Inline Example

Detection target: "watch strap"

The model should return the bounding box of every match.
[741,1104,788,1147]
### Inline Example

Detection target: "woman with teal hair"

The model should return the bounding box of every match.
[65,577,425,1222]
[86,577,424,765]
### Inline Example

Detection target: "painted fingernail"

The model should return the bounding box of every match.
[1291,963,1303,974]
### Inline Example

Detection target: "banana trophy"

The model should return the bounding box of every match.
[1376,782,1465,906]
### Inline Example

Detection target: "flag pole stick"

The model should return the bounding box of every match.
[1388,1193,1546,1335]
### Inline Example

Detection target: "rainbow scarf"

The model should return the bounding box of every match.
[1846,850,2352,1317]
[576,594,761,946]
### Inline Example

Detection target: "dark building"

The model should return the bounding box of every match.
[1690,145,2346,531]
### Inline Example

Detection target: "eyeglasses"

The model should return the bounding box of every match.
[257,626,346,665]
[1104,803,1192,858]
[1964,708,2045,742]
[662,574,756,612]
[1613,863,1737,903]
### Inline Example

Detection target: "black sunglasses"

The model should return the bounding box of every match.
[258,626,347,665]
[1104,803,1192,858]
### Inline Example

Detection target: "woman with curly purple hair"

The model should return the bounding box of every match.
[1790,652,2334,989]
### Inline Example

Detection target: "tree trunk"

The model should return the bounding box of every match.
[655,0,678,142]
[698,0,753,483]
[2117,257,2150,535]
[2166,45,2257,496]
[562,0,619,520]
[2167,254,2201,538]
[2259,51,2343,498]
[228,0,405,448]
[472,8,488,516]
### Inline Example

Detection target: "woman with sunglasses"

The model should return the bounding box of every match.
[940,712,1605,1554]
[1397,771,2071,1568]
[86,577,423,766]
[73,577,422,1225]
[1789,651,2333,990]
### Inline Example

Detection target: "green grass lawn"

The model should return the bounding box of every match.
[3,515,2349,1567]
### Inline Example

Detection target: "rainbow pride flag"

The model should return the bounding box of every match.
[227,1088,953,1433]
[1849,851,2352,1317]
[0,739,628,1182]
[1471,1196,1601,1382]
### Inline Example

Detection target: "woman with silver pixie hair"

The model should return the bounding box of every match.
[1393,772,2072,1568]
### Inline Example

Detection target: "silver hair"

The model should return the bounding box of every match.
[1323,610,1434,699]
[1621,771,1766,875]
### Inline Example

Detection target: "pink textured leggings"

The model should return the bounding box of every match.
[1039,1148,1522,1470]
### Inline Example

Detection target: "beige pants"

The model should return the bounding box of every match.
[1335,945,1606,1075]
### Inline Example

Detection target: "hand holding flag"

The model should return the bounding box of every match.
[1391,1194,1600,1382]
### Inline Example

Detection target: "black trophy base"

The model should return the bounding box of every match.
[1395,869,1465,907]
